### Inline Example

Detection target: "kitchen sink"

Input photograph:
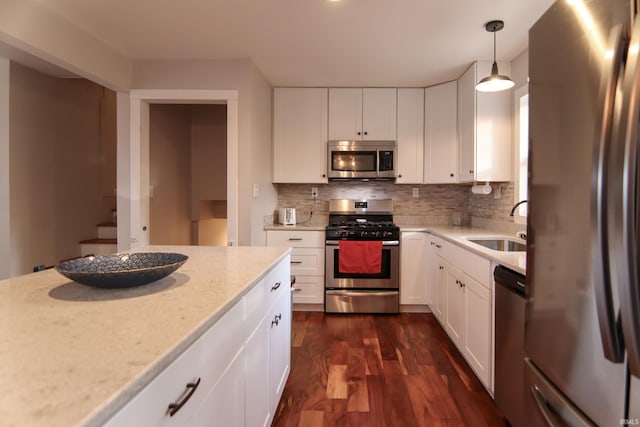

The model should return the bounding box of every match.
[466,238,526,252]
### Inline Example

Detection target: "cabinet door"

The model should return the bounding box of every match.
[457,64,476,183]
[329,88,362,140]
[396,88,424,183]
[362,88,397,140]
[400,232,428,305]
[245,314,271,427]
[292,275,324,304]
[463,274,492,390]
[194,349,245,427]
[433,255,446,324]
[475,61,512,182]
[270,290,291,410]
[424,82,458,183]
[457,62,512,183]
[273,88,328,183]
[444,262,464,350]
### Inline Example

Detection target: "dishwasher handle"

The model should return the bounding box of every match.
[494,265,525,298]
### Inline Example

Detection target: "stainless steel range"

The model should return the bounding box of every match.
[324,199,399,314]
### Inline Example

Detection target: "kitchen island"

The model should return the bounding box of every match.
[0,245,291,427]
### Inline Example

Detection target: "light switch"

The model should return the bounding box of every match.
[253,183,259,198]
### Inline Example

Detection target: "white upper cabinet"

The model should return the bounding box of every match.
[329,88,397,141]
[396,88,424,183]
[457,61,512,183]
[273,88,328,183]
[424,81,458,183]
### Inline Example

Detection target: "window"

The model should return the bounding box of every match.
[514,85,528,224]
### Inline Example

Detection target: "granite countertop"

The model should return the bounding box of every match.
[398,224,526,275]
[0,245,291,427]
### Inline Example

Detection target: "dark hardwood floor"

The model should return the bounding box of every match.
[272,311,505,427]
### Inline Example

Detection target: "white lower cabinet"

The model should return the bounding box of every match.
[463,273,492,388]
[426,233,493,393]
[103,256,291,427]
[400,232,429,305]
[444,261,465,349]
[266,230,324,306]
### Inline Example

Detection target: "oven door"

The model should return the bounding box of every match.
[325,241,399,289]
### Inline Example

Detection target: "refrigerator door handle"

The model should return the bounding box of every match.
[617,17,640,376]
[592,24,626,363]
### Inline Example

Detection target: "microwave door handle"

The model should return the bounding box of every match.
[592,24,626,363]
[617,18,640,376]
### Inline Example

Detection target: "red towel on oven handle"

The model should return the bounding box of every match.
[338,240,383,274]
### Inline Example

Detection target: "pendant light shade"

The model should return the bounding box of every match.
[476,20,514,92]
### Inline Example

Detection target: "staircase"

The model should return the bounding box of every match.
[79,222,117,256]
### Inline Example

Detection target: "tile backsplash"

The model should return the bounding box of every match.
[277,181,520,227]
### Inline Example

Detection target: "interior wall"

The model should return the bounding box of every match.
[190,104,227,214]
[149,104,192,245]
[0,59,9,279]
[132,59,278,246]
[248,62,278,245]
[9,62,116,275]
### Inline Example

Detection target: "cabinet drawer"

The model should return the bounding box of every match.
[266,230,324,248]
[245,256,291,335]
[428,235,446,256]
[103,301,245,427]
[290,248,324,275]
[292,275,324,304]
[445,243,491,287]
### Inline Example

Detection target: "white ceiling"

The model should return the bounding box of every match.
[18,0,554,87]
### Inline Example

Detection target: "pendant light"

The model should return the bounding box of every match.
[476,20,514,92]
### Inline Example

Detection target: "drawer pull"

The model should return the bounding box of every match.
[290,261,303,264]
[288,238,303,241]
[167,377,201,417]
[271,313,282,327]
[271,282,281,292]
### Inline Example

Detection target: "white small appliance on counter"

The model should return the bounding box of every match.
[278,208,296,225]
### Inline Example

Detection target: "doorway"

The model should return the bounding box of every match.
[123,89,238,251]
[148,103,227,246]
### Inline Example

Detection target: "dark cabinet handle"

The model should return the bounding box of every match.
[450,173,454,177]
[322,174,326,178]
[271,282,281,291]
[364,131,368,135]
[271,313,282,328]
[290,261,303,264]
[398,174,402,178]
[469,170,474,174]
[288,238,302,241]
[167,378,201,417]
[357,131,362,135]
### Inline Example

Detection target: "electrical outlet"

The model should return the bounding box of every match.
[253,183,259,198]
[493,185,502,199]
[412,188,419,198]
[311,187,318,198]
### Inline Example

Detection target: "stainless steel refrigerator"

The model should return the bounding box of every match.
[526,0,640,425]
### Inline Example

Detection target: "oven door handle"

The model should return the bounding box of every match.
[325,240,399,246]
[326,290,399,297]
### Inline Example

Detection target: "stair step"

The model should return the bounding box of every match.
[97,223,117,239]
[79,239,117,257]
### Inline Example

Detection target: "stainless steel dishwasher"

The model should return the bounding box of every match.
[494,265,525,427]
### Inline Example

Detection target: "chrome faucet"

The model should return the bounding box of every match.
[510,200,528,216]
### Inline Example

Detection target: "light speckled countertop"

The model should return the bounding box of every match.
[397,224,526,275]
[265,221,526,275]
[0,245,291,427]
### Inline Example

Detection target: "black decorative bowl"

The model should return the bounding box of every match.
[55,253,188,288]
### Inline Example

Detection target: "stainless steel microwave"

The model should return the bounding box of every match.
[327,140,397,180]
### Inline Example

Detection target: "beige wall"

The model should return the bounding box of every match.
[132,59,277,246]
[149,104,228,246]
[9,62,116,275]
[149,104,192,245]
[0,0,131,90]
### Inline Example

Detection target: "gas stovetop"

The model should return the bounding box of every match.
[325,199,399,241]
